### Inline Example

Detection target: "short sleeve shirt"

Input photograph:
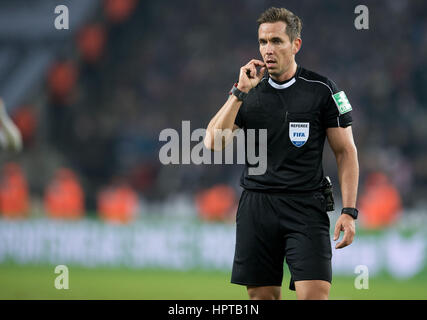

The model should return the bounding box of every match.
[234,65,353,192]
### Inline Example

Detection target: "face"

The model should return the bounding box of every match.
[258,21,301,80]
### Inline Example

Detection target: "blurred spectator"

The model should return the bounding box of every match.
[0,98,23,152]
[44,168,85,219]
[0,163,29,218]
[77,24,107,64]
[47,61,78,105]
[11,105,37,148]
[104,0,138,24]
[358,172,402,229]
[195,184,237,222]
[97,182,138,223]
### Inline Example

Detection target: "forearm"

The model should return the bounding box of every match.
[207,95,241,131]
[336,146,359,208]
[205,59,265,150]
[204,95,242,149]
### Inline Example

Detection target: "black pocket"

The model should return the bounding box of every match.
[313,192,327,213]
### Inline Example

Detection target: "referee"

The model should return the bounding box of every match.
[204,7,359,300]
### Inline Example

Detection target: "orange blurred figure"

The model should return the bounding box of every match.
[44,168,85,219]
[0,163,29,218]
[358,172,402,229]
[104,0,138,23]
[98,184,138,224]
[47,61,78,104]
[195,185,237,222]
[11,105,37,147]
[77,24,107,64]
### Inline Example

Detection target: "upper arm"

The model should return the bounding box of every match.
[322,79,353,129]
[326,126,357,156]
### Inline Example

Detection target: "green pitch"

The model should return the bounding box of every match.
[0,264,426,300]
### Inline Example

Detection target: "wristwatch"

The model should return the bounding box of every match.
[230,84,248,101]
[341,207,358,219]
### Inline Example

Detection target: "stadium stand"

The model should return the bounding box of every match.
[0,0,426,220]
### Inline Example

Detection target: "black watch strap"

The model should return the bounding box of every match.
[230,84,248,101]
[341,207,358,219]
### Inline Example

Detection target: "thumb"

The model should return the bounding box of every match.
[257,67,266,80]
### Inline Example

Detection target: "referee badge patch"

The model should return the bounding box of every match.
[332,91,352,115]
[289,122,309,147]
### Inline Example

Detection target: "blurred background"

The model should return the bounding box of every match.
[0,0,426,299]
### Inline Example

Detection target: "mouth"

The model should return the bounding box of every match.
[265,58,277,68]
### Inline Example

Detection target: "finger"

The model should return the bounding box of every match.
[333,222,341,241]
[240,67,250,80]
[336,237,352,249]
[335,232,349,249]
[335,228,354,249]
[250,65,257,78]
[246,59,265,67]
[335,240,346,249]
[245,65,255,78]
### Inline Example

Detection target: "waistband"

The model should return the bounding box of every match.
[242,187,322,197]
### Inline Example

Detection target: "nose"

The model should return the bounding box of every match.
[265,42,274,55]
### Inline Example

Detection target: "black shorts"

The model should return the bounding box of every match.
[231,189,332,291]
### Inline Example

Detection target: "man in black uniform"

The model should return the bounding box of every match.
[204,7,359,300]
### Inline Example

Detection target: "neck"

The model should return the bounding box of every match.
[271,61,298,83]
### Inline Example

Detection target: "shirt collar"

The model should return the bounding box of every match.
[268,77,296,89]
[267,64,300,89]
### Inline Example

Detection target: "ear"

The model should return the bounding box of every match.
[292,38,302,55]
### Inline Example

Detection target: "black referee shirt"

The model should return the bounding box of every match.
[234,65,353,192]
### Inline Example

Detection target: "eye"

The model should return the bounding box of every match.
[259,39,267,45]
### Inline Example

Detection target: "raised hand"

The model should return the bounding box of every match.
[237,59,266,93]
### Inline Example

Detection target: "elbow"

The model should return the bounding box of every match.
[203,130,218,151]
[204,128,219,150]
[204,130,214,150]
[336,144,358,163]
[349,143,358,159]
[204,129,226,151]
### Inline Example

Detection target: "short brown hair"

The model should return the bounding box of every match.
[257,7,302,41]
